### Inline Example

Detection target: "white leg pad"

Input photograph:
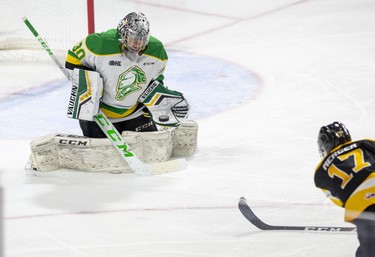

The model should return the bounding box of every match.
[29,134,59,171]
[172,120,198,157]
[28,133,142,172]
[27,120,198,173]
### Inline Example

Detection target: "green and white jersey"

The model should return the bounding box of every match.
[66,29,168,120]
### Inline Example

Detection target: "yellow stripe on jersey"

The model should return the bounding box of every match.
[344,173,375,222]
[100,104,138,119]
[66,53,82,65]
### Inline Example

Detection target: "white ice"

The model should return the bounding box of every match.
[1,0,375,256]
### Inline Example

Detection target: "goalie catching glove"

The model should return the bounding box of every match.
[139,80,189,126]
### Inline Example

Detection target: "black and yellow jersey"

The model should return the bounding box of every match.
[315,139,375,221]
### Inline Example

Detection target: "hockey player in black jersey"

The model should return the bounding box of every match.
[315,122,375,257]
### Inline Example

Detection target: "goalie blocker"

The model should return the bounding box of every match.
[67,68,103,121]
[27,120,197,173]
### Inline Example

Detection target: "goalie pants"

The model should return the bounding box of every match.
[79,111,157,138]
[353,205,375,257]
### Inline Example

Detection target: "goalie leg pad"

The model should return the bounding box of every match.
[29,134,59,171]
[121,130,173,163]
[58,134,142,172]
[122,122,198,161]
[28,133,142,172]
[172,120,198,157]
[28,120,198,172]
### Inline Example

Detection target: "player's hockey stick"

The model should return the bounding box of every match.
[238,197,356,232]
[22,17,186,176]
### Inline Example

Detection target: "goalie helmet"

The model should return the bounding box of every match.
[317,121,351,158]
[117,12,150,55]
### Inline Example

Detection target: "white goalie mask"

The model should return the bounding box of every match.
[117,12,150,55]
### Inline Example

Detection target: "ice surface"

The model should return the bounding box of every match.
[2,0,374,256]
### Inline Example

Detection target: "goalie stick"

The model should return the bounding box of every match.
[22,17,186,176]
[238,197,356,232]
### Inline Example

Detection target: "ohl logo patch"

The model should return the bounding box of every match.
[116,66,146,101]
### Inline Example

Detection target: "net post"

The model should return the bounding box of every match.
[87,0,95,34]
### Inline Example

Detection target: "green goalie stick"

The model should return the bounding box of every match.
[22,17,153,176]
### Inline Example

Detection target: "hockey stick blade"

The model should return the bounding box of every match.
[238,197,356,232]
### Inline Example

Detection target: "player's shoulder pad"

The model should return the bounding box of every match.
[143,35,168,61]
[85,29,121,56]
[361,138,375,143]
[357,138,375,149]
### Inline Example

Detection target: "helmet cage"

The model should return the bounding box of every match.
[124,33,149,53]
[117,12,150,54]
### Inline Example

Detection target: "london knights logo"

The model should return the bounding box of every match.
[116,66,146,100]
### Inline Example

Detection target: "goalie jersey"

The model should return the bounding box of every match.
[65,28,168,121]
[314,139,375,222]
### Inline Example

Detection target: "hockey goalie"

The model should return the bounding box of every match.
[27,12,198,173]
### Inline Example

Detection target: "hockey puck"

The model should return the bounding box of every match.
[159,115,169,122]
